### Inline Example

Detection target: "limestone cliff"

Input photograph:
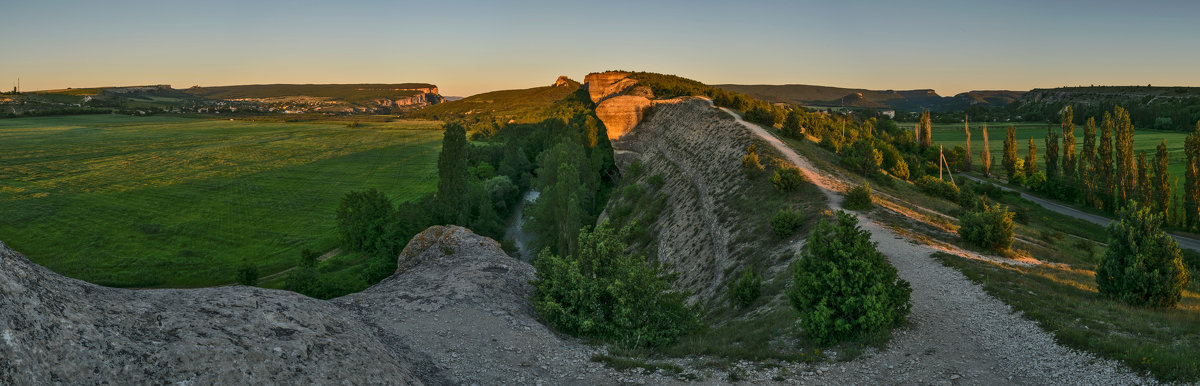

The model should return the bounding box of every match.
[585,71,655,140]
[0,227,624,384]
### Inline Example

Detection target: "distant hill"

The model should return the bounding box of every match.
[181,83,438,106]
[1010,85,1200,130]
[408,78,581,123]
[714,84,1024,112]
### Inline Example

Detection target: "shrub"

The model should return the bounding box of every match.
[770,207,806,238]
[843,183,873,210]
[958,201,1015,251]
[1096,203,1191,308]
[913,175,959,201]
[236,260,259,286]
[771,167,805,192]
[743,145,764,170]
[729,266,762,308]
[788,211,912,344]
[889,157,910,181]
[1026,171,1047,193]
[531,221,699,347]
[840,139,882,175]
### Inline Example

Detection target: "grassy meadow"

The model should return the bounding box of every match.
[0,114,442,288]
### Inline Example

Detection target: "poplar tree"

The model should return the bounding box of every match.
[981,123,991,177]
[436,122,470,225]
[1137,151,1152,205]
[1081,117,1098,205]
[1025,138,1038,176]
[963,115,972,171]
[1185,121,1200,229]
[1061,106,1076,181]
[1003,125,1018,179]
[1098,112,1115,210]
[1153,140,1171,218]
[1114,106,1136,203]
[1045,130,1060,180]
[918,110,933,148]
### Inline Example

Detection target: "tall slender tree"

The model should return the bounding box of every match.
[1081,117,1098,205]
[1099,112,1115,210]
[981,123,991,177]
[1114,106,1136,203]
[963,115,972,171]
[918,110,933,148]
[1137,151,1152,205]
[1045,129,1060,180]
[1153,140,1171,218]
[1025,138,1038,176]
[1061,106,1077,182]
[436,122,470,225]
[1185,120,1200,229]
[1003,125,1018,179]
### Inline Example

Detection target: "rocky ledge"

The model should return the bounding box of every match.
[0,226,615,385]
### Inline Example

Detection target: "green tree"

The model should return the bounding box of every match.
[436,122,470,224]
[1024,138,1038,176]
[843,183,873,210]
[1045,130,1060,180]
[770,207,807,238]
[783,110,804,138]
[771,167,806,192]
[1137,151,1152,206]
[1003,125,1018,179]
[841,139,882,175]
[963,116,973,171]
[527,162,586,256]
[1061,106,1077,182]
[1098,113,1115,210]
[1185,121,1200,228]
[336,189,396,252]
[788,211,912,345]
[980,123,991,176]
[1096,203,1191,308]
[918,109,933,147]
[1153,140,1171,219]
[729,266,763,308]
[531,221,699,347]
[1114,106,1136,204]
[236,259,259,286]
[1081,117,1098,206]
[958,201,1015,251]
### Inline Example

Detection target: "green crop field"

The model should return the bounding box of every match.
[911,121,1191,192]
[0,114,443,288]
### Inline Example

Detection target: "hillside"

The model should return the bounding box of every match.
[1011,85,1200,129]
[407,77,581,123]
[181,83,438,105]
[715,83,1024,112]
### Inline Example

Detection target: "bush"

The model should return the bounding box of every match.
[770,207,806,238]
[843,183,873,210]
[1096,203,1192,308]
[840,139,882,175]
[531,221,699,347]
[958,201,1015,251]
[771,167,805,192]
[788,211,912,344]
[1026,171,1047,192]
[235,260,259,286]
[729,266,762,308]
[743,145,764,170]
[913,175,959,201]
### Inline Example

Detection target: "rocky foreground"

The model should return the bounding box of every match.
[0,226,633,385]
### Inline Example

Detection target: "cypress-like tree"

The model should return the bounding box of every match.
[436,122,470,225]
[1003,125,1018,179]
[1025,138,1038,176]
[1154,140,1171,219]
[1045,130,1060,180]
[1081,117,1098,206]
[1137,151,1152,206]
[1098,113,1115,210]
[1113,106,1136,204]
[1061,106,1076,182]
[963,115,972,171]
[981,123,991,177]
[918,110,933,148]
[1185,121,1200,229]
[1096,203,1191,308]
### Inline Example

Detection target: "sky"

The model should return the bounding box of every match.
[2,0,1199,97]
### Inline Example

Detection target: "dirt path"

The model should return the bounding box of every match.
[710,101,1154,384]
[256,248,342,283]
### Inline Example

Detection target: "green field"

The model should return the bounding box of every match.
[0,114,443,288]
[918,121,1190,192]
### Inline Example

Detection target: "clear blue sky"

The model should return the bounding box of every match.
[3,0,1198,97]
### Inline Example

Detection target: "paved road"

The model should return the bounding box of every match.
[958,173,1200,253]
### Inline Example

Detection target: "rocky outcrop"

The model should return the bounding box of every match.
[380,92,445,108]
[595,95,654,140]
[554,76,572,87]
[0,226,625,385]
[584,71,638,103]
